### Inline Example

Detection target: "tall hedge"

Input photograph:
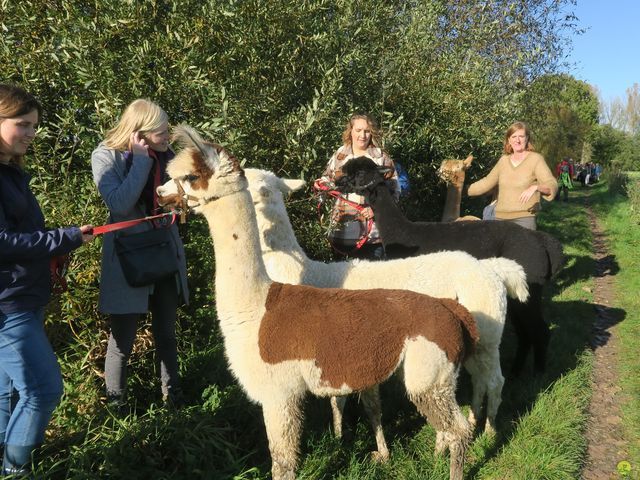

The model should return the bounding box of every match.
[0,0,579,465]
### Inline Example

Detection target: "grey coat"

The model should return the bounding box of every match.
[91,144,189,314]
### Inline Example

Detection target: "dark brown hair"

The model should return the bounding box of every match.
[0,84,42,167]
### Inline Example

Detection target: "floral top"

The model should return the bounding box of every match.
[317,145,398,246]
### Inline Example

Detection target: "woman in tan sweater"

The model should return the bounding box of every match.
[468,121,557,230]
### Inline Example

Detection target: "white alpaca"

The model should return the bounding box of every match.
[158,125,480,480]
[244,168,528,441]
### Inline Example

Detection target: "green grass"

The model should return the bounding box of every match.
[590,178,640,472]
[37,184,623,479]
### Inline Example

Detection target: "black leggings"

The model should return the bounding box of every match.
[104,276,180,399]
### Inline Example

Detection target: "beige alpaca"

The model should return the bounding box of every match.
[438,155,480,222]
[158,125,478,480]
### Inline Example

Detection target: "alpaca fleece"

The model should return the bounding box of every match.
[259,282,479,391]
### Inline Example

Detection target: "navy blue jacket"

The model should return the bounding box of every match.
[0,162,83,314]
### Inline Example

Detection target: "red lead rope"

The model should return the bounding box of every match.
[51,211,178,294]
[88,211,177,236]
[312,180,373,251]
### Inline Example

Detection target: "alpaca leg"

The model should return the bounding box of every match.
[360,386,389,462]
[465,349,504,435]
[466,362,488,432]
[262,396,303,480]
[507,298,531,375]
[528,285,550,373]
[330,396,347,439]
[435,430,447,455]
[409,387,471,480]
[485,370,505,436]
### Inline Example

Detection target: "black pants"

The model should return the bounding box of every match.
[105,276,180,399]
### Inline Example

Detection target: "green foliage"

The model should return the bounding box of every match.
[522,74,600,165]
[626,174,640,222]
[589,124,640,171]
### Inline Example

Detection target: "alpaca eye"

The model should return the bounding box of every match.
[184,174,200,183]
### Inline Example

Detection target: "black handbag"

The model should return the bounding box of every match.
[114,227,179,287]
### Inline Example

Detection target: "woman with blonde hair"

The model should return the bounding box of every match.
[467,121,557,230]
[315,114,398,259]
[0,84,94,476]
[91,99,189,410]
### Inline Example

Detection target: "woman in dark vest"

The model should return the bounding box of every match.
[0,84,94,476]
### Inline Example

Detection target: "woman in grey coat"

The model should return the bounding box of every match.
[91,99,189,408]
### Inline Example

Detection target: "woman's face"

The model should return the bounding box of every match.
[142,121,170,152]
[0,109,38,162]
[508,128,527,154]
[350,118,372,151]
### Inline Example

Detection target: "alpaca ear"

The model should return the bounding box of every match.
[173,124,220,171]
[215,148,236,175]
[463,155,474,169]
[282,178,306,194]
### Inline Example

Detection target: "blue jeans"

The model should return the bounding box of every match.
[0,309,63,470]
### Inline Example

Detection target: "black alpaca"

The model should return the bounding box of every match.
[337,157,565,374]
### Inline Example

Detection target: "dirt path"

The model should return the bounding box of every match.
[582,200,628,480]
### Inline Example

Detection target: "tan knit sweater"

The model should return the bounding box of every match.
[468,152,558,219]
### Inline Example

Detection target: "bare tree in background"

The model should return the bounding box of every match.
[599,82,640,133]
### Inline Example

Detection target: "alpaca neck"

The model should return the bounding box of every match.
[441,183,462,222]
[366,184,410,232]
[200,189,271,312]
[256,200,351,288]
[257,203,308,259]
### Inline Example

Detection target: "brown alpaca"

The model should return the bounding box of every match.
[157,125,479,480]
[438,155,480,222]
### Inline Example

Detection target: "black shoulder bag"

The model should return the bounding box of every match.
[114,225,179,287]
[113,150,180,287]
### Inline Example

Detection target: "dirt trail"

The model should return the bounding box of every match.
[582,201,628,480]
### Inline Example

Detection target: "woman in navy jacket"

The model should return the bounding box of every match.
[0,84,93,476]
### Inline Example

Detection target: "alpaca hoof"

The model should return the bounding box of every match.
[371,450,390,463]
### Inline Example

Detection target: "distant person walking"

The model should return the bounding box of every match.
[556,157,574,202]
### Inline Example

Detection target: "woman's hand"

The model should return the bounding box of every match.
[80,225,95,244]
[130,131,149,156]
[362,207,374,219]
[519,185,538,204]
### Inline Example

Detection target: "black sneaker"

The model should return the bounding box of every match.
[106,394,129,417]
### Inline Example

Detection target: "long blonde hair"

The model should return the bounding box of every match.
[341,113,382,148]
[104,99,168,151]
[0,84,42,168]
[503,121,535,154]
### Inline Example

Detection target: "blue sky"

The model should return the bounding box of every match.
[567,0,640,103]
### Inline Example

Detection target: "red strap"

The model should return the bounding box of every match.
[312,179,366,210]
[90,212,176,236]
[313,179,373,252]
